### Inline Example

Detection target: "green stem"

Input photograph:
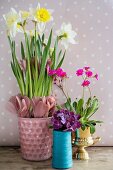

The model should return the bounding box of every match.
[34,22,38,96]
[58,85,74,112]
[60,86,69,101]
[88,87,92,98]
[82,87,85,99]
[47,78,53,96]
[24,32,33,98]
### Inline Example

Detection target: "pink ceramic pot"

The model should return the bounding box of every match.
[18,117,52,161]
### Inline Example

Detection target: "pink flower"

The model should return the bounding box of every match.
[85,71,93,77]
[76,69,84,76]
[56,68,67,78]
[82,80,90,87]
[84,66,90,71]
[94,73,98,80]
[48,69,57,76]
[48,67,67,78]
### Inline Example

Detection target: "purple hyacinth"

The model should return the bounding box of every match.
[51,109,81,131]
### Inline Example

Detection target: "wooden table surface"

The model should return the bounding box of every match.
[0,147,113,170]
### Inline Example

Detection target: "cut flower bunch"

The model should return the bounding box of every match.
[4,4,77,118]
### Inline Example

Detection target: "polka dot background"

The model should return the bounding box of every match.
[0,0,113,146]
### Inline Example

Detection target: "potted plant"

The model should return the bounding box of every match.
[3,3,77,161]
[56,66,102,159]
[51,109,81,169]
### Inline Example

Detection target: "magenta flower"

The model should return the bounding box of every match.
[48,67,67,78]
[76,69,84,76]
[85,71,93,77]
[82,80,90,87]
[56,68,67,78]
[84,66,90,71]
[48,69,57,76]
[94,73,98,80]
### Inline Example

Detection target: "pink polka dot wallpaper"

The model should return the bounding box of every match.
[0,0,113,146]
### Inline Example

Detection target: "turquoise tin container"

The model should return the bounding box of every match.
[52,130,73,169]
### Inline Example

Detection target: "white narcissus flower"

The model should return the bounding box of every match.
[29,3,53,33]
[19,10,30,21]
[3,8,21,38]
[56,23,77,49]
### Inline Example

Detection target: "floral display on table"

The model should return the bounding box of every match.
[3,3,77,161]
[56,66,102,160]
[51,109,81,169]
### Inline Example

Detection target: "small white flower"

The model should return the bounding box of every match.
[3,8,21,38]
[56,23,77,49]
[19,10,30,21]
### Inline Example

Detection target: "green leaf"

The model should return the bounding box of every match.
[36,39,42,57]
[56,105,62,110]
[25,33,33,98]
[81,125,86,131]
[56,50,66,69]
[36,30,52,96]
[73,101,77,112]
[42,33,45,43]
[30,36,35,57]
[80,117,85,124]
[64,102,71,110]
[76,98,84,114]
[57,50,62,64]
[21,42,25,59]
[51,48,56,69]
[90,125,95,134]
[86,98,99,119]
[86,97,92,107]
[67,97,71,103]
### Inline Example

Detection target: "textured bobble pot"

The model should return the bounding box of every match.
[18,117,52,161]
[52,130,73,169]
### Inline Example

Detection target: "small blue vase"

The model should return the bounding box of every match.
[52,130,73,169]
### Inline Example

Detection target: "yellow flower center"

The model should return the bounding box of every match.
[17,24,21,29]
[35,8,51,22]
[7,15,18,27]
[59,33,68,40]
[63,33,68,38]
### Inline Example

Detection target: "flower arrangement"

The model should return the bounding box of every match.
[3,3,77,118]
[51,109,81,131]
[56,66,102,134]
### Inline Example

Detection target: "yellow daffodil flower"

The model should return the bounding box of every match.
[29,3,53,33]
[30,3,53,23]
[35,8,51,22]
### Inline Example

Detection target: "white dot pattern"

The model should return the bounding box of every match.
[0,0,113,146]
